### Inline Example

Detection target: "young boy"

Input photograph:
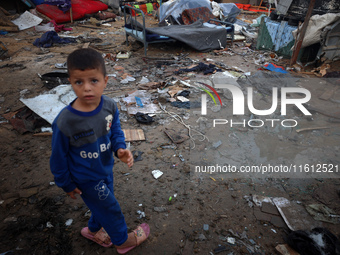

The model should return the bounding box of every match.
[50,48,149,254]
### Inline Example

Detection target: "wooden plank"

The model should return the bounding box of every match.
[0,26,19,32]
[296,127,330,133]
[123,129,145,141]
[290,0,316,66]
[82,42,90,48]
[33,132,52,136]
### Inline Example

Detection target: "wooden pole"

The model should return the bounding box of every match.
[290,0,316,66]
[70,6,73,23]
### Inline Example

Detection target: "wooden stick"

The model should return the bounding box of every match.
[296,127,330,133]
[70,6,73,23]
[33,132,53,136]
[290,0,316,66]
[0,25,19,32]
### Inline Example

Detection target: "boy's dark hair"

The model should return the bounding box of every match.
[67,48,106,76]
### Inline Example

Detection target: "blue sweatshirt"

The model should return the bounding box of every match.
[50,95,126,193]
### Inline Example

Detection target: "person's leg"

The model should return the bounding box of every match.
[87,211,101,233]
[115,232,137,248]
[80,179,128,246]
[115,223,150,254]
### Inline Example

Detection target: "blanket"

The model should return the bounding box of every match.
[181,7,217,25]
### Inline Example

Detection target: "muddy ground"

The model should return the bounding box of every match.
[0,10,340,255]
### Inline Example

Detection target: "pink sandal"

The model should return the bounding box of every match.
[116,223,150,254]
[81,227,113,248]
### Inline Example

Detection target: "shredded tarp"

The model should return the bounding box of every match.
[292,13,340,50]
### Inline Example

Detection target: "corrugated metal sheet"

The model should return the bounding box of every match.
[276,0,293,15]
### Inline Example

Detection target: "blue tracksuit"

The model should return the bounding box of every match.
[50,95,128,245]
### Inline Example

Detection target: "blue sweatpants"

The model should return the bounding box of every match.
[79,177,128,246]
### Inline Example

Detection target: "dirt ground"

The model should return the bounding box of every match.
[0,10,340,255]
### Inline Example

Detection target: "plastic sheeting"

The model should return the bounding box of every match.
[219,3,241,23]
[159,0,212,25]
[20,85,75,124]
[292,13,340,49]
[159,0,240,25]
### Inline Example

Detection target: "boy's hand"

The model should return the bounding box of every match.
[117,148,134,168]
[67,188,82,199]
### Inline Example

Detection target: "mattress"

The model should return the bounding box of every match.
[36,0,108,23]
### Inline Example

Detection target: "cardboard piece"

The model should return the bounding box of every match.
[123,129,145,141]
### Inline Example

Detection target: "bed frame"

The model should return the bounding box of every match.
[123,5,176,56]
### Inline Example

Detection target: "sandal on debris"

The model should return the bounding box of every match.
[81,227,113,248]
[116,223,150,254]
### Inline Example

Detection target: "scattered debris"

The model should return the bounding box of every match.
[135,112,154,124]
[305,204,340,224]
[65,219,73,226]
[132,150,143,162]
[151,170,163,179]
[164,128,189,144]
[136,210,145,219]
[154,207,167,212]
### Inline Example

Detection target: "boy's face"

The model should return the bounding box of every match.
[68,68,108,111]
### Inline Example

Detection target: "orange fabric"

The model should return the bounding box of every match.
[126,3,159,16]
[243,4,251,10]
[138,4,147,14]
